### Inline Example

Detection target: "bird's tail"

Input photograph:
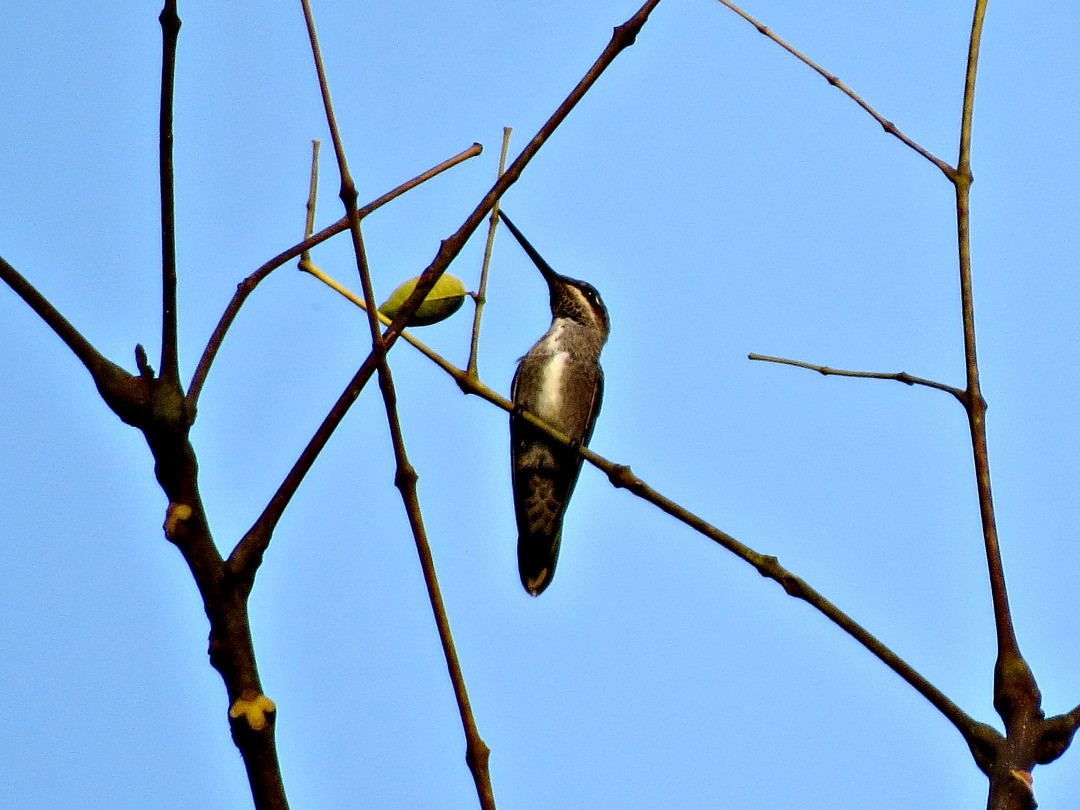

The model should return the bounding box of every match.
[518,529,562,596]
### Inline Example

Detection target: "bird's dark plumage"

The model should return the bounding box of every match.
[511,353,604,595]
[501,211,608,595]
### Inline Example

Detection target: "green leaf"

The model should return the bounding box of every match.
[378,273,467,326]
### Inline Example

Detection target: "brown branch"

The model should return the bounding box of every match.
[184,142,482,410]
[1035,709,1080,766]
[301,139,321,257]
[748,352,966,403]
[713,0,955,178]
[947,2,1046,808]
[259,251,991,757]
[153,5,293,810]
[955,0,1020,690]
[0,255,150,425]
[158,1,181,387]
[297,0,495,805]
[466,127,513,378]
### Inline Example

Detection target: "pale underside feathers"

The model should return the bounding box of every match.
[511,346,604,595]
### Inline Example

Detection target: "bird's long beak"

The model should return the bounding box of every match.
[498,210,561,285]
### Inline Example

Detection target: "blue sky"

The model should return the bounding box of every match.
[2,2,1079,808]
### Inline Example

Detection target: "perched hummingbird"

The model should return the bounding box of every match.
[500,211,610,596]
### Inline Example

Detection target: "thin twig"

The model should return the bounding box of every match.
[955,6,1016,667]
[0,255,150,424]
[158,1,181,387]
[185,143,481,410]
[949,2,1043,808]
[301,139,321,260]
[0,256,126,383]
[466,127,512,377]
[298,0,495,805]
[748,352,966,402]
[713,0,955,178]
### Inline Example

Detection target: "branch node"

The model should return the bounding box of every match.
[164,502,193,542]
[607,463,635,490]
[228,691,277,733]
[395,463,419,490]
[965,721,1002,775]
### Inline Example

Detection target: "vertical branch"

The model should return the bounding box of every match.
[466,127,512,378]
[298,1,496,806]
[301,139,322,260]
[154,5,291,808]
[953,0,1039,721]
[954,2,1043,807]
[158,1,182,387]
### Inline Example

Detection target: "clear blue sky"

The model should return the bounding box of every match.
[2,2,1079,808]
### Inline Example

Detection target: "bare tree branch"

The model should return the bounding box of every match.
[748,352,966,402]
[158,1,181,387]
[0,255,150,425]
[713,0,955,178]
[297,0,495,804]
[945,2,1045,808]
[374,0,665,347]
[466,127,513,378]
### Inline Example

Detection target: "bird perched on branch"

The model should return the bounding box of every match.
[500,210,609,596]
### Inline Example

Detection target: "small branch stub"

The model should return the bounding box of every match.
[606,463,635,490]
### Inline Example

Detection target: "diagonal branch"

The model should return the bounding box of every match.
[226,11,666,797]
[713,0,955,178]
[748,352,966,402]
[375,0,664,348]
[294,294,993,755]
[0,255,148,424]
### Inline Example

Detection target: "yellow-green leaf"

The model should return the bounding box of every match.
[378,273,467,326]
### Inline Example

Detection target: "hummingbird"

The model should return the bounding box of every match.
[499,210,610,596]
